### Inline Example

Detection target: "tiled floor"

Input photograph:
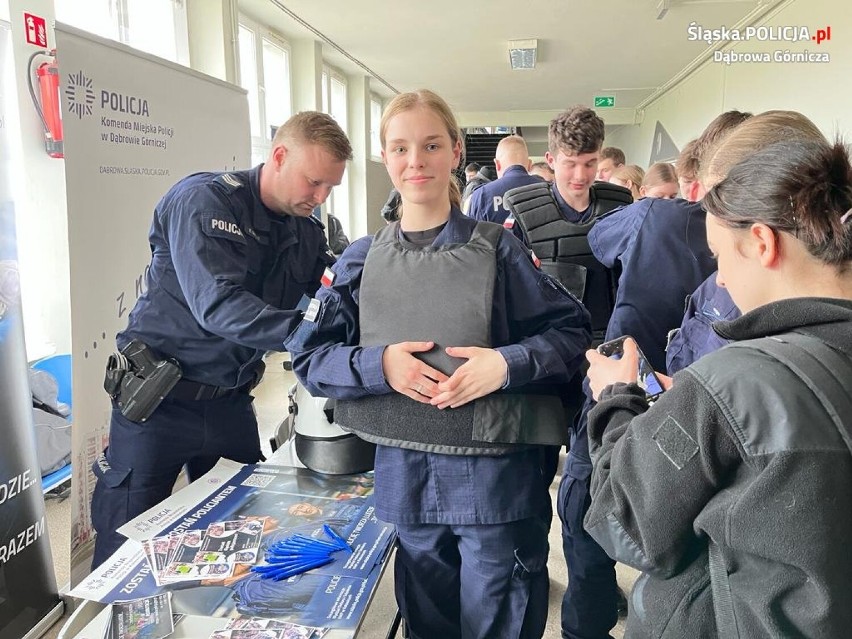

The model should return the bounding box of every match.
[42,352,636,638]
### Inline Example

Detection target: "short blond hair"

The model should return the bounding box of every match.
[675,139,699,181]
[642,163,678,189]
[612,164,644,188]
[496,135,529,167]
[272,111,353,162]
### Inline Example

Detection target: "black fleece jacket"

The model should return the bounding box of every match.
[585,297,852,638]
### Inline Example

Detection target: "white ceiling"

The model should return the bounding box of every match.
[239,0,771,127]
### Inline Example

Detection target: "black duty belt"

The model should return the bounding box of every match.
[169,378,252,401]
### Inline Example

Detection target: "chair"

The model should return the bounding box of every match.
[32,353,72,408]
[32,354,73,498]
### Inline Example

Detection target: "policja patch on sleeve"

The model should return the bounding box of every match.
[201,211,246,243]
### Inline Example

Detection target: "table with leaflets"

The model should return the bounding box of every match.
[58,448,397,639]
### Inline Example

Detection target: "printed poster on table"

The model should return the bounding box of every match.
[71,462,395,630]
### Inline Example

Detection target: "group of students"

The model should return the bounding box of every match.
[286,92,852,639]
[91,84,852,639]
[601,149,680,202]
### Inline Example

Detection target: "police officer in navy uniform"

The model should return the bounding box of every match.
[466,134,543,224]
[286,90,591,639]
[90,112,352,568]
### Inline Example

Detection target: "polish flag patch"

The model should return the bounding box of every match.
[503,216,515,229]
[320,267,336,287]
[530,250,541,268]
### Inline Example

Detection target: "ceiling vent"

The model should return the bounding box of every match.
[508,39,538,70]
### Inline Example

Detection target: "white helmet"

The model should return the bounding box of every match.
[284,382,375,475]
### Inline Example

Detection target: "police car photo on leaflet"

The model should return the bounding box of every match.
[597,336,665,401]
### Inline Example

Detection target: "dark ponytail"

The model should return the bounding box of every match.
[705,138,852,269]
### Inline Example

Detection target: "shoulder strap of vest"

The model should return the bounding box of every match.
[471,220,503,249]
[372,220,399,247]
[589,182,633,219]
[733,332,852,456]
[502,182,560,239]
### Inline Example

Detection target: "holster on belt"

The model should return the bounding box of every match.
[104,339,182,423]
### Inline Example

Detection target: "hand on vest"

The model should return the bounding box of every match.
[430,347,508,410]
[382,341,450,404]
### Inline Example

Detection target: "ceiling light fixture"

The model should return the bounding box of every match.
[508,39,538,70]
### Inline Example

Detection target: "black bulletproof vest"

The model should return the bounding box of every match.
[334,220,569,455]
[504,182,632,338]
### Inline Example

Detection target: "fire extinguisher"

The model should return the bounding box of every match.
[27,50,64,159]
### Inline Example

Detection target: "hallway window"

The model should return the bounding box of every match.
[321,66,350,229]
[370,95,383,159]
[55,0,188,64]
[238,16,292,166]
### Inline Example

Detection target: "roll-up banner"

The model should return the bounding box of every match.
[54,24,250,585]
[0,22,64,639]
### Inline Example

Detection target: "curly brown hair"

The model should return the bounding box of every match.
[548,106,605,156]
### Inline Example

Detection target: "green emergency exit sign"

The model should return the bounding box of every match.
[594,96,615,108]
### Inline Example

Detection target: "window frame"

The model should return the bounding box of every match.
[237,14,293,167]
[370,94,383,161]
[54,0,189,65]
[320,64,350,229]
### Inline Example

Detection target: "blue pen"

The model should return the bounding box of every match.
[274,537,336,550]
[323,524,353,553]
[292,536,339,549]
[253,555,329,573]
[254,560,316,572]
[266,556,334,581]
[264,552,331,562]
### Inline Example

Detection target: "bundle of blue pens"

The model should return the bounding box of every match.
[251,524,352,581]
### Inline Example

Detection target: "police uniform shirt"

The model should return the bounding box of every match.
[119,166,333,389]
[286,208,592,525]
[467,166,544,225]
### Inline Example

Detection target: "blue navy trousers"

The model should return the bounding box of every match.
[394,518,550,639]
[90,392,262,568]
[558,468,618,639]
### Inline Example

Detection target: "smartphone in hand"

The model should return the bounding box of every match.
[597,336,666,402]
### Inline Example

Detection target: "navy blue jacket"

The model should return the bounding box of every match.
[285,208,591,524]
[467,166,543,225]
[118,166,334,388]
[565,198,716,479]
[589,198,716,372]
[666,272,741,374]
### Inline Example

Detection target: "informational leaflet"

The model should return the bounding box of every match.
[209,614,324,638]
[71,462,395,630]
[106,592,174,639]
[142,518,267,586]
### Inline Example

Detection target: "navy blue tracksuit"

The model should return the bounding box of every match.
[286,208,591,639]
[91,166,333,567]
[560,198,716,639]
